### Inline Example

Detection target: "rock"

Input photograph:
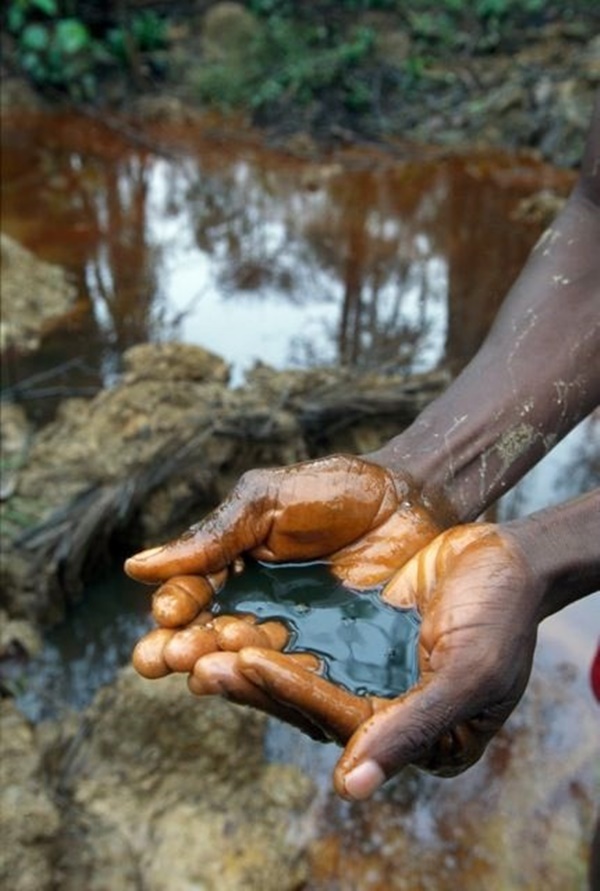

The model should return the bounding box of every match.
[123,341,230,384]
[0,234,77,353]
[51,668,316,890]
[0,700,61,891]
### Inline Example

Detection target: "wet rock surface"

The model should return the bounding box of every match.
[0,234,77,354]
[1,667,316,891]
[1,657,596,890]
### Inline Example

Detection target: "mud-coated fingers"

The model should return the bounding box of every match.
[238,648,375,744]
[187,650,329,741]
[151,575,222,627]
[124,487,273,583]
[132,627,175,678]
[212,615,290,651]
[163,624,219,672]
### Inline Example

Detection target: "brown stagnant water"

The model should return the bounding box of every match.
[2,110,598,886]
[0,109,577,408]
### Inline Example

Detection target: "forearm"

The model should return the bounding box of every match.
[503,488,600,620]
[369,95,600,522]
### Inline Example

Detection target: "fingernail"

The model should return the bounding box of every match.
[128,546,164,563]
[343,760,385,800]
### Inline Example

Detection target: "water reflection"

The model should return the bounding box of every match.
[12,572,151,722]
[1,111,574,399]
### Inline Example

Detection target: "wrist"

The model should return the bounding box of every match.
[502,489,600,621]
[365,364,530,525]
[368,179,600,523]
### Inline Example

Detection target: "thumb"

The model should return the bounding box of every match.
[125,483,271,583]
[334,676,457,799]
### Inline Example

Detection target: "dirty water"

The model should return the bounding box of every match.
[2,110,598,888]
[1,110,574,416]
[212,560,420,698]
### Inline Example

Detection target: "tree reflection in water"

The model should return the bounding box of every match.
[1,112,575,403]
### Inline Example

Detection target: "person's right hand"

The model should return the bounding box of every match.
[231,521,543,798]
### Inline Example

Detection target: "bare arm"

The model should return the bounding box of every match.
[506,488,600,621]
[369,90,600,522]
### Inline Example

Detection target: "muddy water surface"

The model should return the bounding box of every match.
[2,110,574,405]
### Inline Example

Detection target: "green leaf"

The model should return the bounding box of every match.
[20,50,46,79]
[31,0,59,15]
[20,23,50,52]
[7,6,26,33]
[55,18,91,55]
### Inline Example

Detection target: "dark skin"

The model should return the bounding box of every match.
[126,91,600,800]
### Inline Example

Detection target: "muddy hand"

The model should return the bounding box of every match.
[125,454,442,594]
[231,524,540,799]
[125,454,442,742]
[132,586,338,740]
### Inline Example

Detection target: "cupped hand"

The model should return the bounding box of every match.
[126,453,444,740]
[231,522,542,799]
[125,454,443,590]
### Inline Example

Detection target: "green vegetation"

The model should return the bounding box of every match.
[193,17,377,113]
[192,0,598,119]
[3,0,598,112]
[5,0,168,99]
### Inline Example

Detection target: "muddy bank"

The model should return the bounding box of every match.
[0,668,315,891]
[0,234,77,354]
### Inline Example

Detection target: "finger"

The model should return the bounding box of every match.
[124,487,273,582]
[132,628,175,679]
[188,651,329,742]
[163,625,219,672]
[151,575,218,627]
[213,615,291,652]
[238,648,374,743]
[189,650,270,702]
[333,677,456,799]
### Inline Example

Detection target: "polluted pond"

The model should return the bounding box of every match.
[1,110,598,890]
